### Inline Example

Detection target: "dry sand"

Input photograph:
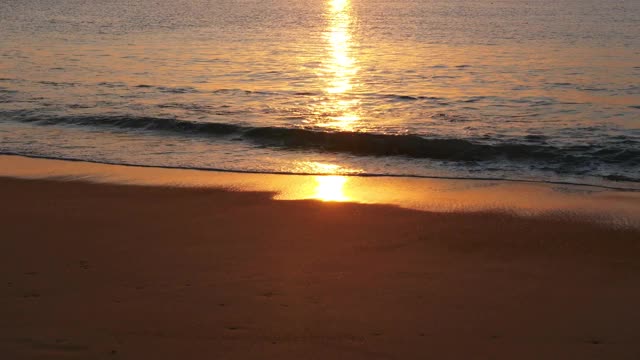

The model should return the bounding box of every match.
[1,174,639,359]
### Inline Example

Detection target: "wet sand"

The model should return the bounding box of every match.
[1,160,640,359]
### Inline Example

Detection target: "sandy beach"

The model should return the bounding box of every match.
[1,156,639,359]
[3,0,639,357]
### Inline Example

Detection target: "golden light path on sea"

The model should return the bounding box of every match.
[300,0,364,204]
[313,0,361,131]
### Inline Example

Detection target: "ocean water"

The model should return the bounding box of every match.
[1,0,639,188]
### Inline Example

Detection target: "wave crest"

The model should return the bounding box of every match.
[9,114,640,167]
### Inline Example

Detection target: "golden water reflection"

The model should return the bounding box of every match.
[326,0,356,94]
[314,0,361,131]
[291,160,362,174]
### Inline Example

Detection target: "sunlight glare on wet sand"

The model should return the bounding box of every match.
[313,175,349,202]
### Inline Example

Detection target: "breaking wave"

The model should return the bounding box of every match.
[6,114,640,179]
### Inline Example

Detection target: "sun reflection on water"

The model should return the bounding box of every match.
[314,0,361,131]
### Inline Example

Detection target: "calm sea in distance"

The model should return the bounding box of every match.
[1,0,639,188]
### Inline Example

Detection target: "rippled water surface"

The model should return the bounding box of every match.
[1,0,639,187]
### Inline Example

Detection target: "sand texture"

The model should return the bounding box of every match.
[1,177,639,359]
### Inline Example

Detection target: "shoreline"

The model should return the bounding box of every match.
[3,152,638,192]
[1,154,639,228]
